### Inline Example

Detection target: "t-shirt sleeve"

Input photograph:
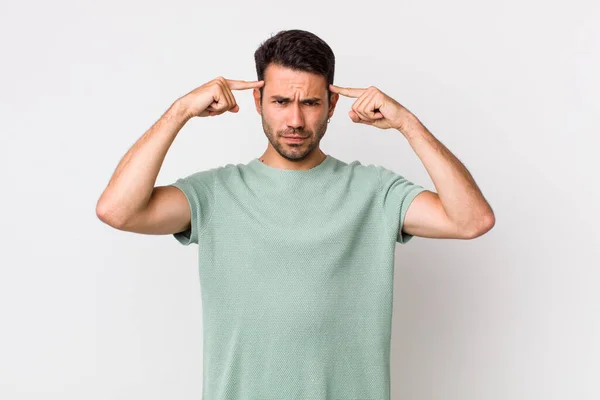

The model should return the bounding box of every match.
[378,165,428,244]
[168,169,216,246]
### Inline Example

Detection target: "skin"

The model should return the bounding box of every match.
[252,64,340,170]
[327,82,495,238]
[190,70,494,238]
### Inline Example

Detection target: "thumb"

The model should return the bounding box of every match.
[228,104,240,113]
[348,110,360,123]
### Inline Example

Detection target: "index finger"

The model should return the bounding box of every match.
[226,79,265,90]
[329,84,366,98]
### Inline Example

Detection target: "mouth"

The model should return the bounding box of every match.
[282,136,307,143]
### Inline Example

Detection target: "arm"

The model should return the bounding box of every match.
[96,77,264,233]
[95,100,190,228]
[328,83,494,240]
[399,115,495,239]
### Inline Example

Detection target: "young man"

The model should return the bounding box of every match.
[97,29,494,400]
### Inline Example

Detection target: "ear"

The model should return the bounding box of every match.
[328,93,340,120]
[253,88,262,115]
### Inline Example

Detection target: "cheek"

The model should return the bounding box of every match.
[309,109,328,123]
[262,105,282,119]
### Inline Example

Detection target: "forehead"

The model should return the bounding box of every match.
[263,64,326,95]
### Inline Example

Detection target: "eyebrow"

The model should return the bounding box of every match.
[269,95,322,102]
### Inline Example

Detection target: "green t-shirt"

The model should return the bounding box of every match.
[170,154,426,400]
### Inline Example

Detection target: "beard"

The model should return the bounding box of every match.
[260,115,329,162]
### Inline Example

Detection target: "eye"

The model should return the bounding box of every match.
[274,99,287,105]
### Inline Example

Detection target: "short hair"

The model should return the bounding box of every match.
[254,29,335,105]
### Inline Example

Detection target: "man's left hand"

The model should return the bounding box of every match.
[329,84,414,131]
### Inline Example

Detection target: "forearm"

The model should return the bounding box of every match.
[96,100,190,225]
[398,115,494,232]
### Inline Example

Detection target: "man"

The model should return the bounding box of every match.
[97,29,494,400]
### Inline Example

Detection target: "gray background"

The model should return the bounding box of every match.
[1,0,598,399]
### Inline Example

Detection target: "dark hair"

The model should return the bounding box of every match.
[254,29,335,106]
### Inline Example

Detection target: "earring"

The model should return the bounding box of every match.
[327,118,331,123]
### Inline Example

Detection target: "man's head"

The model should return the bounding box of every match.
[252,29,339,162]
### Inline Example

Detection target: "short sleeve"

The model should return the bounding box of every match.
[168,169,216,246]
[378,165,427,244]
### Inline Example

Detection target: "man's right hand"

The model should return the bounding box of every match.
[178,76,264,119]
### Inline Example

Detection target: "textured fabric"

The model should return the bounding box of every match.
[169,154,427,400]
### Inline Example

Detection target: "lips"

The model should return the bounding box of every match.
[282,136,308,139]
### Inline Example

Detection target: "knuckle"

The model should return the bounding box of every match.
[211,78,223,87]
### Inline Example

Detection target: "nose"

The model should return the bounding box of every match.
[287,102,304,130]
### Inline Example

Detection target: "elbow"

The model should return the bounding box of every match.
[96,201,109,222]
[96,201,126,229]
[464,212,495,239]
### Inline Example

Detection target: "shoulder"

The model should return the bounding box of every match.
[335,157,381,180]
[339,158,410,190]
[182,167,219,186]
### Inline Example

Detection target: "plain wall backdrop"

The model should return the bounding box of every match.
[1,0,598,399]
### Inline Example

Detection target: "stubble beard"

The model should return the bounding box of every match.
[261,114,328,162]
